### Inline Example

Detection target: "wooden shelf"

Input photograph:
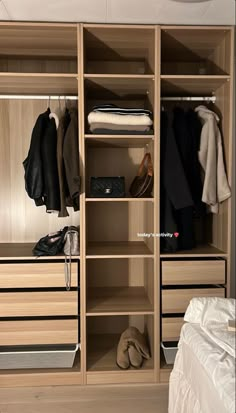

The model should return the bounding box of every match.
[0,73,78,94]
[87,287,153,315]
[87,334,153,372]
[84,74,154,79]
[86,242,154,258]
[85,135,154,148]
[86,198,154,202]
[160,244,227,258]
[161,75,230,96]
[0,243,80,261]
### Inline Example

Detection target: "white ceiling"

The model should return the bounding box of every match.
[0,0,235,25]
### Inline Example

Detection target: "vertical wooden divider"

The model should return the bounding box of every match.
[154,25,161,382]
[77,23,86,384]
[226,27,235,297]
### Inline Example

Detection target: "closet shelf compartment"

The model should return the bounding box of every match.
[160,244,227,258]
[86,242,154,258]
[0,23,78,57]
[87,287,153,315]
[0,73,78,95]
[0,243,80,261]
[85,135,154,148]
[161,75,230,96]
[161,27,232,76]
[87,334,154,373]
[83,25,155,75]
[0,24,78,74]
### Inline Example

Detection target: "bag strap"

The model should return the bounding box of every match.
[137,153,153,177]
[64,230,72,291]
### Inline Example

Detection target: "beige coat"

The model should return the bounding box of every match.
[195,106,231,214]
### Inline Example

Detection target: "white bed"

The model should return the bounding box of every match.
[168,298,236,413]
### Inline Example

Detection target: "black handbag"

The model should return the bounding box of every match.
[32,226,68,256]
[129,153,154,198]
[90,177,125,198]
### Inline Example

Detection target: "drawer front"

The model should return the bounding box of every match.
[0,291,78,317]
[162,260,225,285]
[162,317,184,341]
[0,262,78,289]
[0,319,78,346]
[162,288,225,314]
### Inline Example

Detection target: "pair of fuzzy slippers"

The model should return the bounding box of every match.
[116,326,150,369]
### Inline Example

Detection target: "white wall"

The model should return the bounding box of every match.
[0,0,235,25]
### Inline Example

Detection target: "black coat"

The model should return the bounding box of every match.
[160,108,202,252]
[23,108,60,212]
[23,108,49,206]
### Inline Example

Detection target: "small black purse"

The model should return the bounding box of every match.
[32,226,68,256]
[90,177,125,198]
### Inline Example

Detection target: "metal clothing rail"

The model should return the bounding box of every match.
[161,96,216,102]
[0,95,78,100]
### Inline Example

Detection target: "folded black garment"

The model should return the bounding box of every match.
[92,104,152,117]
[90,128,154,135]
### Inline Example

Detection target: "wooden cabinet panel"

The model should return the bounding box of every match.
[162,260,225,285]
[162,288,225,314]
[0,262,78,288]
[162,317,184,341]
[0,292,78,317]
[0,319,78,345]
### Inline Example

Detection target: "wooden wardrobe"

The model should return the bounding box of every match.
[0,22,234,387]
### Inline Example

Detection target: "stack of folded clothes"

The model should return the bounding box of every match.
[88,104,153,134]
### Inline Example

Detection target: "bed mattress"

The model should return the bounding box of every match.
[168,323,236,413]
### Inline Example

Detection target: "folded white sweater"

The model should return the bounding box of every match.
[88,111,153,126]
[195,105,231,214]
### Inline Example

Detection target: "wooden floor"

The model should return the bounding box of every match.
[0,384,169,413]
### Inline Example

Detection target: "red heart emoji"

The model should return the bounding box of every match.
[174,232,179,238]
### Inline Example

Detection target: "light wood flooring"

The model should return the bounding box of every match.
[0,384,169,413]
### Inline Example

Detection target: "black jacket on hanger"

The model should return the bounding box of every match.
[23,108,50,207]
[160,110,194,252]
[23,108,61,212]
[41,116,61,212]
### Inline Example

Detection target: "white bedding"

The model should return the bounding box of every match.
[168,323,236,413]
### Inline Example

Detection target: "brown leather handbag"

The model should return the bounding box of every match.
[129,152,154,198]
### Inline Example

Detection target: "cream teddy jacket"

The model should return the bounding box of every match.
[195,106,231,214]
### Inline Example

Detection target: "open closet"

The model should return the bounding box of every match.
[0,22,234,387]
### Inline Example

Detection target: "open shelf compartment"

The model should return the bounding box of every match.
[86,258,154,315]
[161,27,232,75]
[83,25,155,75]
[87,314,154,372]
[84,77,155,135]
[86,201,154,257]
[0,24,78,74]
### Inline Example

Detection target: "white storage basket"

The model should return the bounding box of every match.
[0,344,80,370]
[161,342,178,364]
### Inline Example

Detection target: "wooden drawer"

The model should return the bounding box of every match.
[0,319,78,346]
[162,317,184,341]
[0,262,78,289]
[162,287,225,314]
[162,260,225,285]
[0,291,78,317]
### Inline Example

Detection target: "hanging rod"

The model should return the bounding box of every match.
[161,96,216,102]
[0,95,78,100]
